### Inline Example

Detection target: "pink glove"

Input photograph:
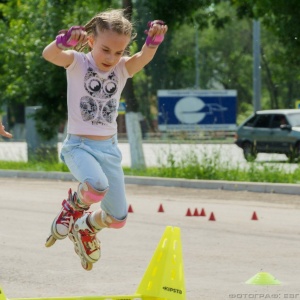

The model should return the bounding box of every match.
[145,20,165,47]
[56,26,85,50]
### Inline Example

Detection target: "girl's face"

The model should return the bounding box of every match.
[88,30,130,72]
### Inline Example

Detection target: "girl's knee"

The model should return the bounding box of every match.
[78,182,108,206]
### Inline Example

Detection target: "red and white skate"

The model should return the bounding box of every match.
[68,213,101,271]
[45,189,85,247]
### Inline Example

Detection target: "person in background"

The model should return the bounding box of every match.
[0,121,12,138]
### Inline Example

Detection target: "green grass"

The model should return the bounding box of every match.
[1,147,299,184]
[123,160,300,184]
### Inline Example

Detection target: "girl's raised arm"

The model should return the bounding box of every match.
[125,20,167,77]
[42,26,87,68]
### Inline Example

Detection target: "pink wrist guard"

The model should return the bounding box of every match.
[145,20,165,47]
[56,26,85,50]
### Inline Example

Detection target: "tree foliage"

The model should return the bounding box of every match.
[231,0,300,64]
[0,0,300,140]
[0,0,115,139]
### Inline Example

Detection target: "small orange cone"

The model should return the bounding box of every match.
[193,208,199,216]
[128,204,134,213]
[186,208,192,216]
[251,211,258,220]
[158,204,164,213]
[208,212,216,221]
[199,208,206,217]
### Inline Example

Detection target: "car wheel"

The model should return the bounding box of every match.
[287,143,300,162]
[242,142,257,162]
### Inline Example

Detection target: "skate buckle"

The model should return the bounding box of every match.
[62,199,83,219]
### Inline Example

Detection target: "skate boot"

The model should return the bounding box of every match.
[68,213,101,271]
[45,189,87,247]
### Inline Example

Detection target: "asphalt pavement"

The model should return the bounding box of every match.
[0,178,300,300]
[1,142,300,299]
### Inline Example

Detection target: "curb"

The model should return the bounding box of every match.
[0,169,300,195]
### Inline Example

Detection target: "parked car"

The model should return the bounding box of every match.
[234,109,300,161]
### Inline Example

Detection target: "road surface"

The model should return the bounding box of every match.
[0,178,300,299]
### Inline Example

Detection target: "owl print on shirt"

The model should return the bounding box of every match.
[80,68,118,126]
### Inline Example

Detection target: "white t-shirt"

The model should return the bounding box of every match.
[66,51,131,136]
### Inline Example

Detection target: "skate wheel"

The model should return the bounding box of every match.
[82,260,93,271]
[45,235,56,247]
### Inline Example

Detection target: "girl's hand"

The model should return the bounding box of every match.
[147,20,168,38]
[56,26,87,50]
[0,122,12,138]
[145,20,168,47]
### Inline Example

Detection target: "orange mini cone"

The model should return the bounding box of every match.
[186,208,192,216]
[193,208,200,216]
[199,208,206,217]
[158,204,164,213]
[208,212,216,221]
[251,211,258,220]
[128,204,134,213]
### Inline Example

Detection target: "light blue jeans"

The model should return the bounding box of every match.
[60,134,127,220]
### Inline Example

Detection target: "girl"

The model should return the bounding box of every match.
[42,9,167,271]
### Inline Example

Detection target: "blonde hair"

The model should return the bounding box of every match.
[77,9,136,52]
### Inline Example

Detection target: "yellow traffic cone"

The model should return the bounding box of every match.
[136,226,186,300]
[0,287,7,300]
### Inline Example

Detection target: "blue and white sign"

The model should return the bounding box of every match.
[158,90,237,131]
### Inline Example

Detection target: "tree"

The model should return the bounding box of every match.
[0,0,113,139]
[140,0,300,120]
[229,0,300,111]
[231,0,300,65]
[1,0,300,144]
